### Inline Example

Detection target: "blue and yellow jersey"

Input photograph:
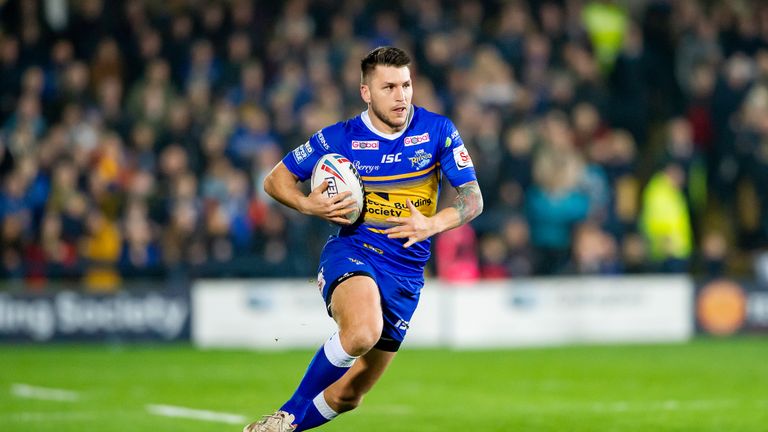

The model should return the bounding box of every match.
[282,106,477,274]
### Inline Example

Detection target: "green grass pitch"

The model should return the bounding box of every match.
[1,337,766,431]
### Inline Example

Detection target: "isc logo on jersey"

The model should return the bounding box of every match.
[352,140,379,150]
[381,153,402,163]
[404,132,430,147]
[453,145,474,169]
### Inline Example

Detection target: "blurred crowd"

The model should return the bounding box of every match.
[2,0,768,290]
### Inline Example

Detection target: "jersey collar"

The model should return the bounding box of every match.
[360,106,414,140]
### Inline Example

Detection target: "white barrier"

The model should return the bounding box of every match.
[192,276,694,349]
[192,279,335,349]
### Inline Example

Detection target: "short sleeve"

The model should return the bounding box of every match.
[281,129,331,181]
[438,119,477,187]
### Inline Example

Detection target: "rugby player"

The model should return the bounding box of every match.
[244,46,483,432]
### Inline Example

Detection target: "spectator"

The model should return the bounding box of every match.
[582,0,628,73]
[526,133,590,274]
[701,230,728,277]
[479,233,509,279]
[0,36,22,118]
[640,162,693,272]
[81,207,121,291]
[165,13,195,85]
[90,38,123,95]
[185,39,220,92]
[500,215,534,277]
[608,21,649,145]
[566,222,622,275]
[734,82,768,248]
[497,124,533,212]
[40,211,80,279]
[119,199,161,277]
[685,63,717,164]
[227,104,279,170]
[663,117,707,234]
[711,54,753,203]
[435,223,480,282]
[227,61,266,107]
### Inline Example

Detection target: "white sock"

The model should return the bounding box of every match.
[312,392,338,420]
[323,332,357,368]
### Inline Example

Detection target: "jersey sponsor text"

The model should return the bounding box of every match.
[404,132,430,146]
[352,140,379,150]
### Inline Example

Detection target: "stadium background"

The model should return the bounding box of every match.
[0,0,767,431]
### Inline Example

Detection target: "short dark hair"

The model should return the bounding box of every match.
[360,46,411,83]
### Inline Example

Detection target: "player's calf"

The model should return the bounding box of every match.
[325,385,364,413]
[292,387,362,431]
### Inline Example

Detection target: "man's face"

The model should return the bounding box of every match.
[361,65,413,133]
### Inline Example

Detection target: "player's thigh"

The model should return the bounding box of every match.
[330,275,383,334]
[325,348,397,408]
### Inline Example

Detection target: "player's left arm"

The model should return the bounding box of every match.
[383,180,483,248]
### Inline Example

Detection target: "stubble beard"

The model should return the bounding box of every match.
[370,102,407,132]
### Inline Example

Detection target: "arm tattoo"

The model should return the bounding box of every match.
[452,181,484,226]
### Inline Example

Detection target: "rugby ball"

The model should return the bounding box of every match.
[311,153,365,224]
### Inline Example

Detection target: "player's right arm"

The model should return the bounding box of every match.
[263,161,356,225]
